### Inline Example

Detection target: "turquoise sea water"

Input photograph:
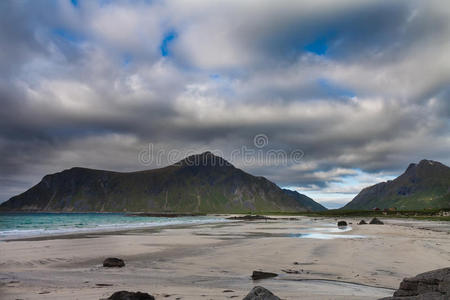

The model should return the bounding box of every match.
[0,213,228,240]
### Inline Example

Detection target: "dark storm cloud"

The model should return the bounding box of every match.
[0,0,449,206]
[236,1,412,62]
[0,2,46,76]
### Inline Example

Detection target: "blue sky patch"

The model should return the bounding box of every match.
[70,0,78,7]
[122,53,132,66]
[305,37,328,55]
[53,28,82,43]
[160,31,177,57]
[318,78,355,98]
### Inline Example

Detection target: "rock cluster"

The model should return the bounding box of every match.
[380,267,450,299]
[243,286,280,300]
[358,220,368,225]
[103,286,281,300]
[103,258,125,268]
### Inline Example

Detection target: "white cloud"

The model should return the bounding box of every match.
[0,0,449,204]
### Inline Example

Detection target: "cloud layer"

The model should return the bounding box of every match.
[1,0,449,207]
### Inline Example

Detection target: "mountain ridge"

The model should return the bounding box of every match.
[0,152,326,212]
[343,159,450,210]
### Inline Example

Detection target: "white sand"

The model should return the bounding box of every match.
[1,217,449,300]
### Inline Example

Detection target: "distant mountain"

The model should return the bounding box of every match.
[282,188,327,212]
[343,160,450,210]
[0,152,326,213]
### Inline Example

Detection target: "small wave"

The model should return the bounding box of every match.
[0,217,230,240]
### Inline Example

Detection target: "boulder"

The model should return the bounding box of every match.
[105,291,155,300]
[337,220,347,227]
[358,220,368,225]
[103,258,125,268]
[243,286,280,300]
[369,217,384,225]
[251,271,278,280]
[379,267,450,299]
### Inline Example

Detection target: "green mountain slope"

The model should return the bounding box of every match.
[282,189,326,212]
[0,152,326,213]
[343,159,450,210]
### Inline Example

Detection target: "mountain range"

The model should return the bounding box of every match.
[0,152,326,213]
[2,154,448,213]
[343,159,450,210]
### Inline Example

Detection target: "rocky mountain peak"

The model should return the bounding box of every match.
[176,151,234,168]
[417,159,443,168]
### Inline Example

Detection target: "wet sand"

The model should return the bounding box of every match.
[1,217,449,299]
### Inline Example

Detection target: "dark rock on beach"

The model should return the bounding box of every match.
[370,217,384,225]
[103,257,125,268]
[358,220,368,225]
[251,271,278,280]
[105,291,155,300]
[337,220,347,227]
[379,267,450,299]
[243,286,280,300]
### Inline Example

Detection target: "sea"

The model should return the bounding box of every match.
[0,212,229,240]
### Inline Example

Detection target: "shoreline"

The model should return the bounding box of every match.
[0,215,234,242]
[1,217,449,299]
[2,220,235,242]
[0,214,311,242]
[2,213,450,242]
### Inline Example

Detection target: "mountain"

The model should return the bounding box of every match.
[282,188,327,212]
[0,152,326,213]
[343,159,450,210]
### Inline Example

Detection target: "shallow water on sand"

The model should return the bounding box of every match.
[293,225,367,239]
[194,221,367,240]
[0,212,228,240]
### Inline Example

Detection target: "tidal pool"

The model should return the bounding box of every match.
[291,224,367,239]
[291,232,366,239]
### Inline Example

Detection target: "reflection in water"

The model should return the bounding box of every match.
[291,225,366,240]
[291,233,366,239]
[310,226,353,232]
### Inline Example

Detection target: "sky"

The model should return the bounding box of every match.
[0,0,449,208]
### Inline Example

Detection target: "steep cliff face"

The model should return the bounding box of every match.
[0,152,326,212]
[344,160,450,210]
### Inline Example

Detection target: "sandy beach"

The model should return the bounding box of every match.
[1,217,449,300]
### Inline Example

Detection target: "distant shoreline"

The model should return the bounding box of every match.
[2,212,449,243]
[2,219,233,242]
[0,213,233,241]
[1,208,449,220]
